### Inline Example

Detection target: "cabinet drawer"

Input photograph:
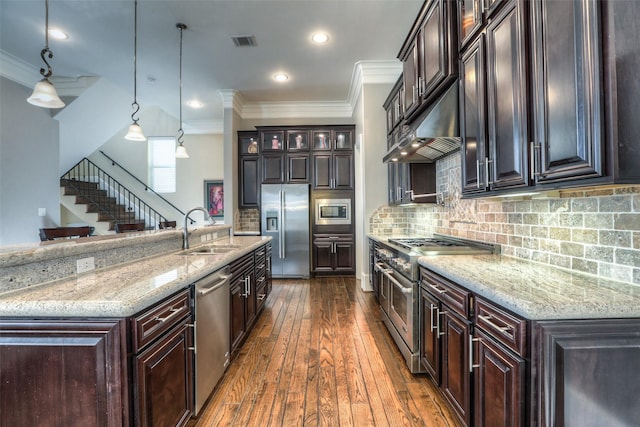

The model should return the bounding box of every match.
[231,252,254,276]
[131,288,191,353]
[475,297,527,357]
[420,268,470,317]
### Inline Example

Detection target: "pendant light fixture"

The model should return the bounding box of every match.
[27,0,65,109]
[125,0,146,141]
[175,23,189,158]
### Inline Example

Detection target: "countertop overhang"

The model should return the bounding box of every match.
[0,235,271,318]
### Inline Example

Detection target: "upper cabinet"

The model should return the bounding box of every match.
[238,131,260,208]
[460,0,612,196]
[400,0,458,122]
[458,0,504,50]
[384,77,404,136]
[312,128,354,190]
[237,125,355,202]
[529,0,603,184]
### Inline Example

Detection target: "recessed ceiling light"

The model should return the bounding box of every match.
[311,32,329,44]
[273,73,289,82]
[48,28,68,40]
[187,100,203,108]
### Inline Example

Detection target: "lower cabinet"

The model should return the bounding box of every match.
[312,234,355,275]
[134,317,193,427]
[130,288,194,427]
[421,266,640,426]
[0,319,127,427]
[230,243,272,356]
[534,319,640,427]
[421,269,473,427]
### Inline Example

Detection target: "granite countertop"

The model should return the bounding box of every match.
[418,254,640,320]
[0,235,271,318]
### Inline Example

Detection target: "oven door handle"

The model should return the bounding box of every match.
[381,268,413,294]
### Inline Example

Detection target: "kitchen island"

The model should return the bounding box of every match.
[0,226,271,427]
[417,254,640,427]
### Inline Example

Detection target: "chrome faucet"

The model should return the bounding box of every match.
[183,207,214,250]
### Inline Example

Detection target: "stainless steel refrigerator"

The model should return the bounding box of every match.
[261,184,310,278]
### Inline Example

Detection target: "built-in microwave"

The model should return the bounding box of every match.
[315,198,351,225]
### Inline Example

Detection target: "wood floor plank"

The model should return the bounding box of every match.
[192,278,461,427]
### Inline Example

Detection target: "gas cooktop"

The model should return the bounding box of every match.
[386,236,495,256]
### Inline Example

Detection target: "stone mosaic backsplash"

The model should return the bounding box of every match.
[370,153,640,286]
[236,208,260,232]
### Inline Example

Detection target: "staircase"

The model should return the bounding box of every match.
[59,157,169,235]
[60,179,145,232]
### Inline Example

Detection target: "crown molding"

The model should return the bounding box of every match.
[241,100,353,119]
[0,49,41,88]
[1,49,97,96]
[347,60,402,109]
[218,89,245,116]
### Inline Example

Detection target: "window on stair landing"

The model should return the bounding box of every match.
[148,137,176,193]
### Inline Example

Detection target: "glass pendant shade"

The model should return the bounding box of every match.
[125,122,146,141]
[175,144,189,158]
[27,79,65,108]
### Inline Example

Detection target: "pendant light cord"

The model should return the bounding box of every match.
[131,0,140,124]
[177,23,186,145]
[39,0,54,79]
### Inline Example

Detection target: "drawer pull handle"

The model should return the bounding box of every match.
[428,282,447,294]
[257,294,266,301]
[156,307,182,323]
[478,314,512,334]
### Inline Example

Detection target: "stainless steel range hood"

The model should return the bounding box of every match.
[383,83,460,163]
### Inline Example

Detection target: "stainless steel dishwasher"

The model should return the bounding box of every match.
[193,265,231,416]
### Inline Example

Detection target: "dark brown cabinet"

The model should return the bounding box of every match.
[460,36,487,194]
[312,234,355,275]
[458,0,504,50]
[421,269,472,427]
[134,317,193,427]
[460,0,617,196]
[230,251,256,354]
[312,128,354,190]
[0,288,195,427]
[473,297,526,427]
[473,329,524,427]
[238,131,260,208]
[484,0,529,191]
[529,0,604,184]
[384,76,404,135]
[0,319,127,427]
[400,0,457,121]
[534,319,640,427]
[313,152,353,190]
[460,0,529,194]
[131,288,194,427]
[230,243,272,355]
[441,309,472,427]
[388,162,436,205]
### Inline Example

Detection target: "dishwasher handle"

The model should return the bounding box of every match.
[198,274,230,296]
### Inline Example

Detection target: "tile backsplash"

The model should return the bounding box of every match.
[370,153,640,286]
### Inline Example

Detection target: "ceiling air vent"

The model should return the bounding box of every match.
[232,35,257,47]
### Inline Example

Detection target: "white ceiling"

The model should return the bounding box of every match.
[0,0,422,126]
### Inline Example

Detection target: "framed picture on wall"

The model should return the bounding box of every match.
[204,180,224,218]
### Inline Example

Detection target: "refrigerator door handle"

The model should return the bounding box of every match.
[279,191,285,258]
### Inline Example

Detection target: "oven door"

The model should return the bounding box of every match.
[375,260,390,314]
[380,266,415,349]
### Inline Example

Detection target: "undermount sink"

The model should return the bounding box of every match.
[187,245,240,255]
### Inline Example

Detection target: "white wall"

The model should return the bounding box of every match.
[0,77,61,245]
[91,106,224,227]
[353,82,393,286]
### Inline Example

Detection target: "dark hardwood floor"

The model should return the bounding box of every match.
[189,277,460,427]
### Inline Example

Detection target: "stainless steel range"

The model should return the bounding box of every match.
[372,235,495,373]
